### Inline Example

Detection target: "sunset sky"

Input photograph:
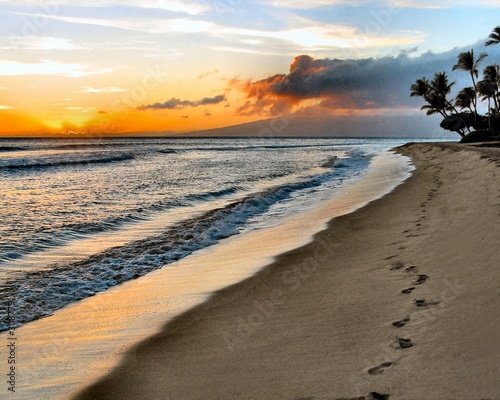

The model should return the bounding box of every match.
[0,0,499,136]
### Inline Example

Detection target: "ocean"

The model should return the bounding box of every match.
[0,137,416,332]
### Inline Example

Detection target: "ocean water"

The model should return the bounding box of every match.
[0,137,415,331]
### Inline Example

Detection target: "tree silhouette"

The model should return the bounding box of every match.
[486,26,500,46]
[411,73,469,136]
[482,64,500,114]
[411,25,500,141]
[452,50,487,126]
[412,73,456,116]
[455,87,475,114]
[478,80,496,132]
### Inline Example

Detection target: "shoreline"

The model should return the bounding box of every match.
[1,147,412,399]
[74,142,500,400]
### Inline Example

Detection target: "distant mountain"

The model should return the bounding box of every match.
[184,113,449,138]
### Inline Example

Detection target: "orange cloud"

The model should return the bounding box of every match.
[235,53,438,117]
[198,69,219,79]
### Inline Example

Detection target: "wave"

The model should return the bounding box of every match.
[0,184,247,263]
[183,143,338,152]
[0,146,26,152]
[321,156,339,168]
[157,149,178,154]
[0,170,345,331]
[42,143,121,151]
[0,154,135,171]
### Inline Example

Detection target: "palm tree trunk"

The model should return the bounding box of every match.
[488,98,492,133]
[471,72,480,128]
[494,90,499,116]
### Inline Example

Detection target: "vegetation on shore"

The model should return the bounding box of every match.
[411,26,500,142]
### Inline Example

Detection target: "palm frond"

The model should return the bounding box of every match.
[486,26,500,46]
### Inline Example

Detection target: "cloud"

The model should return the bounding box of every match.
[0,58,117,77]
[2,37,81,51]
[235,42,500,116]
[65,106,98,113]
[265,0,362,9]
[138,94,226,110]
[0,60,90,77]
[7,11,421,54]
[120,0,210,14]
[266,0,500,8]
[395,0,500,8]
[211,46,282,56]
[0,105,13,110]
[77,86,127,93]
[0,0,210,15]
[10,13,215,35]
[198,69,219,79]
[215,19,424,52]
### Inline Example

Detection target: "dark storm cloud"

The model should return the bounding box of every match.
[237,41,500,116]
[138,94,226,110]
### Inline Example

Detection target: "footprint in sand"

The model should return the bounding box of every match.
[397,337,413,349]
[414,299,427,307]
[335,392,390,400]
[414,299,440,308]
[415,274,429,285]
[392,317,410,328]
[367,362,393,375]
[401,287,415,294]
[390,261,405,270]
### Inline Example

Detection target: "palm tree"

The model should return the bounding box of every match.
[410,77,431,99]
[452,49,488,126]
[431,72,455,100]
[411,73,468,137]
[486,26,500,46]
[420,91,448,117]
[455,87,475,114]
[411,74,451,118]
[477,79,496,133]
[482,64,500,114]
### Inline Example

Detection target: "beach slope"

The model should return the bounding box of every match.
[75,143,500,400]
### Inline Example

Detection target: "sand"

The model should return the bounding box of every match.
[74,142,500,400]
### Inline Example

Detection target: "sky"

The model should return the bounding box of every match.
[0,0,499,136]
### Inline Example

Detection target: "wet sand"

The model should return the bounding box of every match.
[74,142,500,400]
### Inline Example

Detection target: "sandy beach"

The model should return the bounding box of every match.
[74,142,500,400]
